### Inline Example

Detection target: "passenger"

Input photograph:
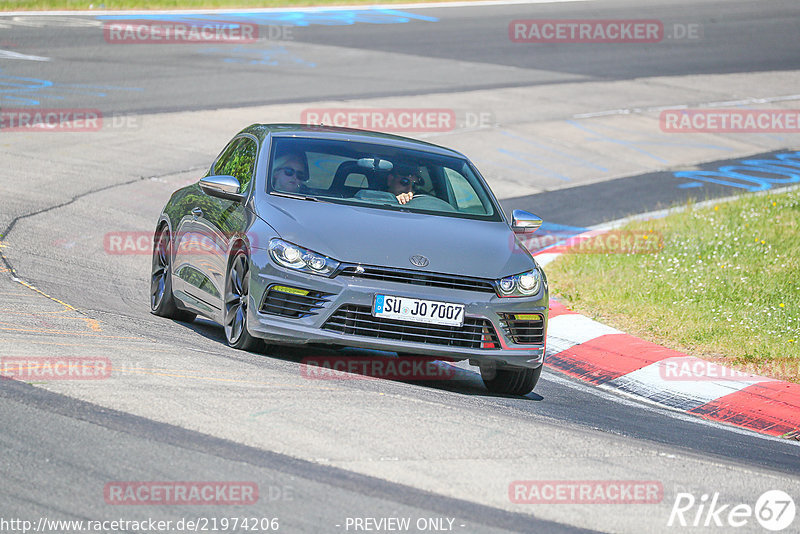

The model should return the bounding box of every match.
[386,164,422,205]
[272,153,309,194]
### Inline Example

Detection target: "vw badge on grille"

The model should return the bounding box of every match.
[409,255,429,267]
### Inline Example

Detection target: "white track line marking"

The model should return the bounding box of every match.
[1,0,592,17]
[0,49,50,61]
[573,94,800,119]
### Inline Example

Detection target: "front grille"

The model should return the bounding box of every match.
[322,304,499,349]
[337,265,496,293]
[500,313,545,344]
[259,286,333,318]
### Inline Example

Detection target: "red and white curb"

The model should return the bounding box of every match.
[536,226,800,440]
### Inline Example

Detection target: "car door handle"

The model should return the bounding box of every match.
[191,208,203,218]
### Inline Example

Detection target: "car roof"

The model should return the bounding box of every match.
[239,123,467,159]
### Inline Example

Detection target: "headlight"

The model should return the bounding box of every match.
[268,239,339,277]
[495,269,541,297]
[518,272,538,292]
[499,278,515,293]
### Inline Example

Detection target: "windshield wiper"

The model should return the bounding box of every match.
[271,191,319,201]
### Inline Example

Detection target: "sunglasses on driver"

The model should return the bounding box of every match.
[396,174,421,187]
[277,167,308,181]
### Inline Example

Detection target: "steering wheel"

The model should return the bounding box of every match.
[406,194,456,211]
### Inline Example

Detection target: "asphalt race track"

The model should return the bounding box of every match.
[1,1,800,533]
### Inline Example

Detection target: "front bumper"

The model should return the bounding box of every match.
[247,247,548,369]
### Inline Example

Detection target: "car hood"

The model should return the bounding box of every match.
[255,195,537,279]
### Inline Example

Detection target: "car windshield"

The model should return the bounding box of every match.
[266,136,503,221]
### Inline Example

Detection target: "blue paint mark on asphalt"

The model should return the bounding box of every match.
[675,151,800,191]
[198,46,315,67]
[0,73,54,105]
[0,69,141,106]
[497,148,572,182]
[499,130,609,173]
[491,122,733,183]
[567,120,733,165]
[97,9,438,27]
[471,157,533,176]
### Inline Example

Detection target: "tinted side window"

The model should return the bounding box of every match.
[444,167,488,214]
[214,138,257,193]
[213,139,239,175]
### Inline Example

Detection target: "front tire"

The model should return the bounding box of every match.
[150,225,196,322]
[481,364,542,396]
[224,248,263,352]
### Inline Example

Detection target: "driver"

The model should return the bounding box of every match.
[386,164,422,205]
[272,153,310,194]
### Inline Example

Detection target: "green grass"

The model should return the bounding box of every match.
[3,0,452,10]
[546,189,800,383]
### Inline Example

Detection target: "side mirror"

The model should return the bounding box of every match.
[511,209,543,233]
[199,175,244,202]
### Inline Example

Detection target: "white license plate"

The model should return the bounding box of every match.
[373,294,464,327]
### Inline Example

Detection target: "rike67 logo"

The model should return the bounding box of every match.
[668,490,796,531]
